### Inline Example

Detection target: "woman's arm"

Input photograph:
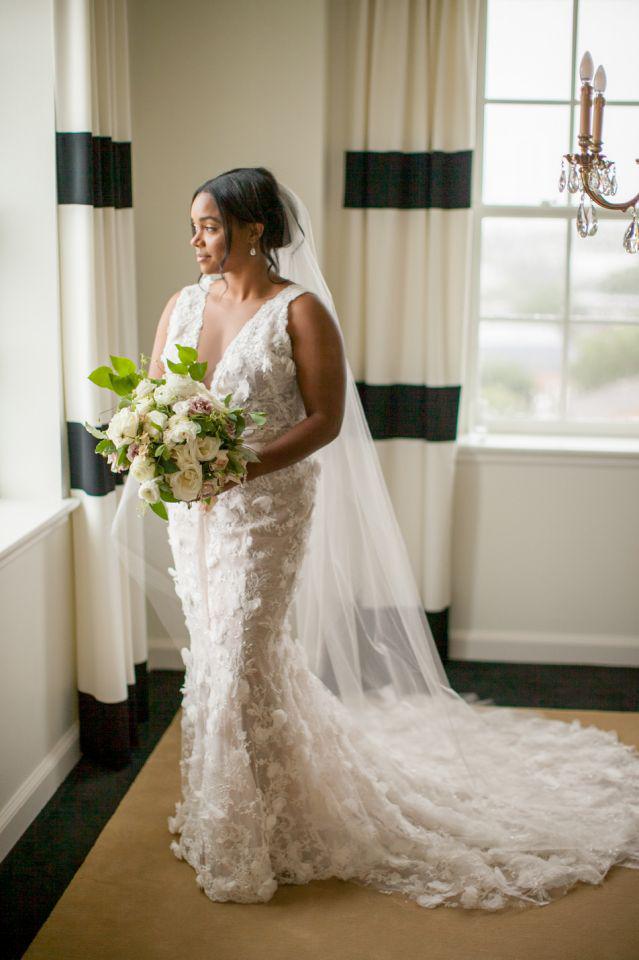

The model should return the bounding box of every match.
[244,290,347,482]
[147,290,181,380]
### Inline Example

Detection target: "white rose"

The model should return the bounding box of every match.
[130,455,156,483]
[173,441,199,470]
[164,415,201,444]
[133,378,156,399]
[195,435,222,461]
[145,409,168,439]
[138,478,161,503]
[169,461,202,501]
[106,408,139,447]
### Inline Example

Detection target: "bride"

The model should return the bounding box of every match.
[114,165,639,911]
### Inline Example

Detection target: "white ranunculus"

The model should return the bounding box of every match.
[164,415,201,444]
[106,408,139,447]
[169,461,202,501]
[138,478,161,503]
[195,435,222,461]
[134,395,155,416]
[154,375,208,407]
[172,399,192,416]
[133,378,156,399]
[145,409,168,439]
[130,455,156,483]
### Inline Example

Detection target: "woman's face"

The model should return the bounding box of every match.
[189,191,256,275]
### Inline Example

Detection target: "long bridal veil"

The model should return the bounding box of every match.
[112,180,639,904]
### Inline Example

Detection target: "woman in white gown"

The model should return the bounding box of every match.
[137,166,639,911]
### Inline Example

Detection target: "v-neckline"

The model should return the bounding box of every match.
[195,280,296,390]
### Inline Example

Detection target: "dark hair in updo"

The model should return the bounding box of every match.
[190,166,303,289]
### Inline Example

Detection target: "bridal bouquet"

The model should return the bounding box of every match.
[84,344,265,521]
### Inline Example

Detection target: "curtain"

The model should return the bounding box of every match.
[54,0,148,767]
[325,0,481,660]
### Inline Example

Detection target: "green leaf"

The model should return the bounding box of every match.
[167,358,189,374]
[116,445,129,467]
[84,421,108,440]
[110,374,136,397]
[162,460,179,474]
[88,366,114,390]
[176,344,198,364]
[223,393,232,406]
[249,411,267,425]
[149,500,169,521]
[109,354,137,377]
[238,445,260,463]
[158,483,178,502]
[95,438,116,454]
[154,443,166,458]
[189,361,207,381]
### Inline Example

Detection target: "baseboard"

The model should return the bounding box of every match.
[150,630,639,671]
[450,628,639,666]
[0,722,81,862]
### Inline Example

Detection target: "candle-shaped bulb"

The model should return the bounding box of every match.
[580,51,594,81]
[594,65,607,93]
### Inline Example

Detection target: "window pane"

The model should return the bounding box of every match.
[577,1,639,102]
[481,218,566,319]
[571,219,639,320]
[486,0,573,101]
[567,322,639,421]
[479,321,563,419]
[483,104,570,205]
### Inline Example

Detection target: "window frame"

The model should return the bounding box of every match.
[465,0,639,440]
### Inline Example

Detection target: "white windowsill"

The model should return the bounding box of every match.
[457,433,639,466]
[0,497,81,569]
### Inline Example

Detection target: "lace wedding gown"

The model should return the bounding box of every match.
[161,276,639,911]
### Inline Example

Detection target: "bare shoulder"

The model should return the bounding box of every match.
[287,287,341,342]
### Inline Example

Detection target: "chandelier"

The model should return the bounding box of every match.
[559,50,638,254]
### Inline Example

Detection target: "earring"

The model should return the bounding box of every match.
[249,242,257,256]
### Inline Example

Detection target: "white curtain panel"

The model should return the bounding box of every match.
[325,0,481,659]
[54,0,147,767]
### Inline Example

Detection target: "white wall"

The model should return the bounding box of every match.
[127,0,327,358]
[0,0,65,500]
[0,507,80,860]
[451,444,639,664]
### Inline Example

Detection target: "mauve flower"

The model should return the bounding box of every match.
[188,396,213,414]
[106,451,128,473]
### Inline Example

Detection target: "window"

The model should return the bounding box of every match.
[470,0,639,438]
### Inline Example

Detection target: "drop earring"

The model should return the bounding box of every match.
[249,241,257,256]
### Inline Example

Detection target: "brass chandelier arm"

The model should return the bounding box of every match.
[564,154,639,213]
